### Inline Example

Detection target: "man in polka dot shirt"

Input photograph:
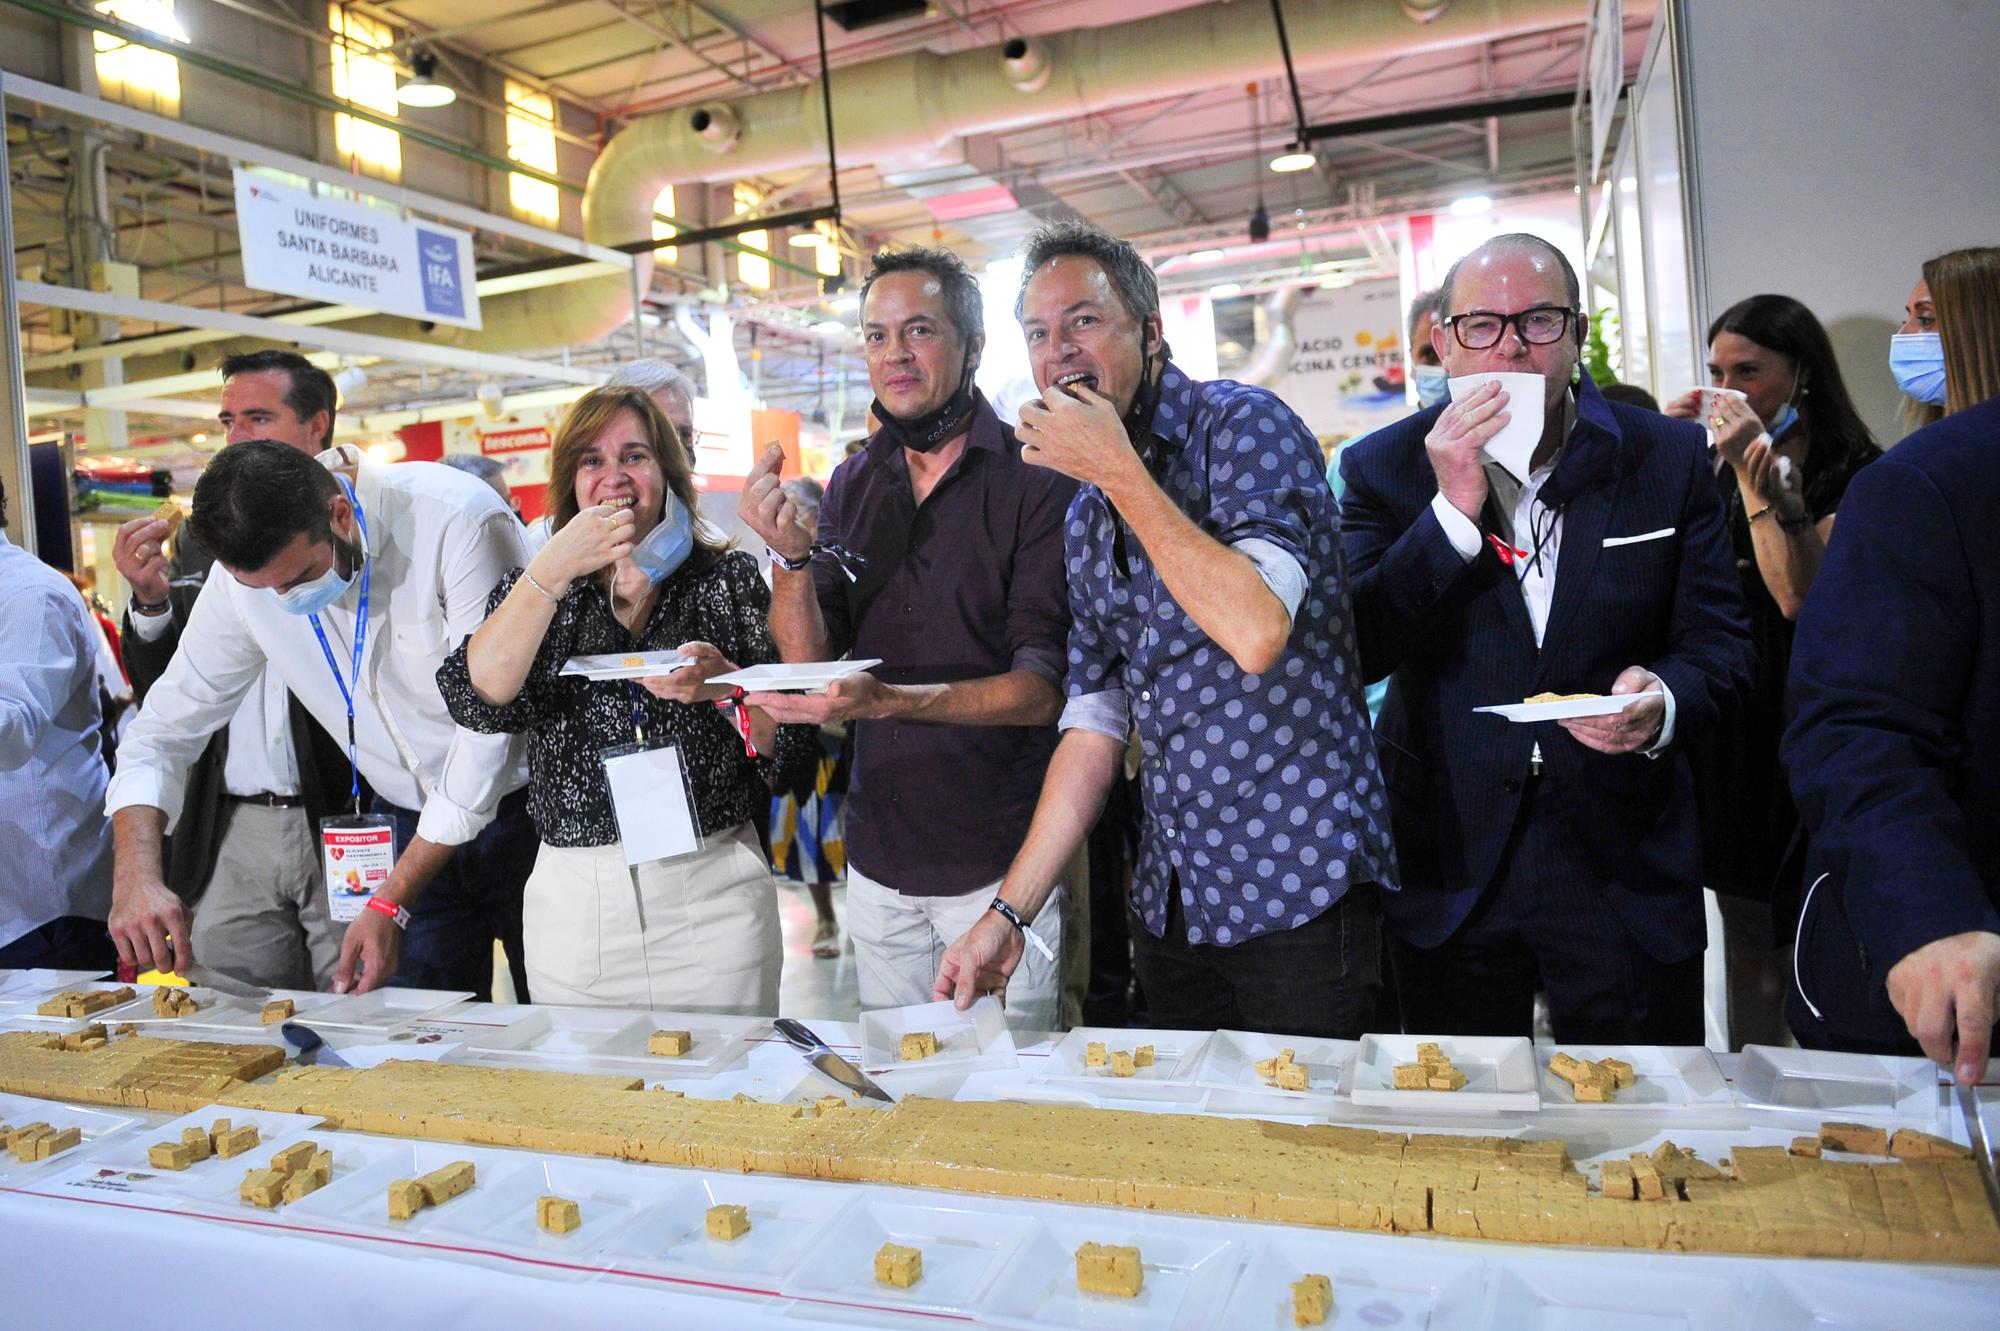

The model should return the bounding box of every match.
[934,222,1399,1039]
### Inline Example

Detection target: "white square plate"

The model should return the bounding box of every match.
[1350,1034,1540,1112]
[0,1090,139,1182]
[859,996,1017,1076]
[780,1194,1041,1319]
[176,1125,400,1213]
[459,1007,764,1077]
[1216,1235,1487,1330]
[283,1138,529,1236]
[288,987,474,1031]
[1473,692,1662,723]
[560,650,693,681]
[98,986,267,1028]
[422,1154,663,1273]
[18,1103,322,1203]
[1038,1027,1211,1103]
[1747,1268,1999,1331]
[0,969,114,1009]
[1479,1262,1744,1331]
[709,659,882,693]
[594,1172,856,1289]
[4,980,154,1024]
[982,1212,1240,1331]
[1534,1044,1733,1111]
[1733,1044,1939,1120]
[1196,1030,1357,1100]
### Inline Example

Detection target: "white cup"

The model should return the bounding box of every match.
[1447,371,1545,481]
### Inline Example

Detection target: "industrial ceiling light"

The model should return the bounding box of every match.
[1270,150,1316,173]
[813,319,849,337]
[1189,248,1226,263]
[396,52,457,109]
[788,232,828,248]
[1209,283,1243,299]
[1448,194,1494,215]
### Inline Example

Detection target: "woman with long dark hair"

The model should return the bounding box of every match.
[1664,295,1880,1047]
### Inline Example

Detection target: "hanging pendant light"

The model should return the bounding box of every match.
[397,52,457,109]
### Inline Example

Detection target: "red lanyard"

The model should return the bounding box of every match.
[715,687,758,759]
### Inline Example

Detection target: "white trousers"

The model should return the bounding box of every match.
[845,861,1063,1034]
[522,823,780,1015]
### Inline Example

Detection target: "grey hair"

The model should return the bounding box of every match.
[1407,289,1444,344]
[1015,220,1159,325]
[1437,234,1581,316]
[861,246,984,348]
[439,453,508,486]
[606,359,688,397]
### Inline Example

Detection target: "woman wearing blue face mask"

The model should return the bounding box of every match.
[1664,294,1880,1049]
[438,385,814,1012]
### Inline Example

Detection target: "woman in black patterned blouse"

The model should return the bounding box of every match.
[438,385,813,1012]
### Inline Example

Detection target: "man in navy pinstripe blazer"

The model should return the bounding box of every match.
[1339,235,1754,1044]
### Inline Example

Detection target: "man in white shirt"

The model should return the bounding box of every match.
[112,350,352,989]
[107,439,533,994]
[0,476,116,971]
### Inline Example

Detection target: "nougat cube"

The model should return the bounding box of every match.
[239,1168,286,1209]
[179,1128,212,1161]
[1788,1135,1823,1158]
[1594,1057,1635,1089]
[38,1127,81,1159]
[215,1125,261,1158]
[1426,1067,1467,1091]
[387,1178,428,1220]
[270,1141,317,1176]
[417,1160,476,1206]
[1889,1127,1971,1159]
[706,1203,751,1240]
[1820,1121,1889,1155]
[1085,1041,1108,1068]
[1292,1272,1333,1326]
[537,1195,582,1234]
[1392,1063,1430,1090]
[648,1029,692,1057]
[899,1031,938,1061]
[874,1241,923,1288]
[1111,1050,1137,1078]
[1574,1076,1612,1103]
[1075,1242,1143,1298]
[1274,1061,1310,1091]
[814,1096,848,1114]
[261,999,295,1025]
[1133,1045,1155,1068]
[309,1149,334,1175]
[1415,1042,1443,1064]
[281,1166,329,1204]
[148,1141,194,1170]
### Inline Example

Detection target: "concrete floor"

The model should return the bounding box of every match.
[491,877,860,1021]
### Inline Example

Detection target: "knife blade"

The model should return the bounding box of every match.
[773,1018,893,1104]
[1954,1081,2000,1223]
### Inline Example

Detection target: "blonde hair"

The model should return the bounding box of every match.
[545,385,719,559]
[1925,246,2000,416]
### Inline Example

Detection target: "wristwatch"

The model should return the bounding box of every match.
[130,595,171,616]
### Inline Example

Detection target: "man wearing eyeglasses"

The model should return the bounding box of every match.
[1338,233,1753,1045]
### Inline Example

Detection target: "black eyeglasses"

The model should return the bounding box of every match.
[1441,306,1579,350]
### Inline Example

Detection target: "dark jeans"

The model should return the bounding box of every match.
[1128,879,1382,1038]
[374,789,535,1003]
[1391,778,1703,1045]
[0,915,117,973]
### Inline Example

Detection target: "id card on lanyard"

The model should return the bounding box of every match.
[601,681,703,867]
[311,477,399,923]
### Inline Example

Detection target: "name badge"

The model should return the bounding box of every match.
[321,814,398,923]
[601,743,703,867]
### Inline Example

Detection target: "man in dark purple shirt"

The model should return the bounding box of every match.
[740,247,1076,1029]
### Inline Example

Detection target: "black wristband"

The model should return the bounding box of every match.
[767,545,811,572]
[130,596,170,616]
[988,897,1029,933]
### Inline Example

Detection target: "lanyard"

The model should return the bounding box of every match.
[308,476,370,816]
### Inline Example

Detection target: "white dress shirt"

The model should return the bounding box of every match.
[108,451,531,844]
[0,530,114,946]
[131,608,299,797]
[1427,409,1678,753]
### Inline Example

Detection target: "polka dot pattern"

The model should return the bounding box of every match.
[1063,364,1400,947]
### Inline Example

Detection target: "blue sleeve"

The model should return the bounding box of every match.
[0,587,91,769]
[1203,392,1324,568]
[1785,457,2000,973]
[1060,493,1125,701]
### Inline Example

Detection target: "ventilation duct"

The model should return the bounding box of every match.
[1000,37,1051,95]
[1236,287,1304,389]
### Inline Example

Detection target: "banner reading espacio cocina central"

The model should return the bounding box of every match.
[233,169,482,330]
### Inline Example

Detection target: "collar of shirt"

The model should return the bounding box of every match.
[863,389,1008,474]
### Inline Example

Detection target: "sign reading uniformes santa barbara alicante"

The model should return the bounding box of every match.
[233,169,481,330]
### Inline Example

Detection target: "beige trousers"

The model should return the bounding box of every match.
[191,804,340,991]
[522,823,780,1015]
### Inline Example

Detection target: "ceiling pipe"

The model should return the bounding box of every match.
[95,0,1591,386]
[1235,286,1303,389]
[1404,0,1456,22]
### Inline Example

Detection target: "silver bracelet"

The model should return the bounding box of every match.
[521,568,564,604]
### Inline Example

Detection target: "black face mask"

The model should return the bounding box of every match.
[870,347,979,454]
[1121,336,1171,449]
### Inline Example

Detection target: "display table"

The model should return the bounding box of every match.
[2,994,1997,1330]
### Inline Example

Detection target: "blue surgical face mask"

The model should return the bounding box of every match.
[629,493,694,585]
[1765,401,1799,441]
[269,540,356,616]
[1890,332,1947,405]
[1413,363,1450,408]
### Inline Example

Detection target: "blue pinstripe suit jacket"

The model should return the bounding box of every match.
[1338,375,1754,961]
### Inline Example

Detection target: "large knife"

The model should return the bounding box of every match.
[1954,1081,2000,1223]
[773,1018,893,1104]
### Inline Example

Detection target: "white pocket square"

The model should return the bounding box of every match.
[1603,527,1676,548]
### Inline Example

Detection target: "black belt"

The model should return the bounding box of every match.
[227,792,304,808]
